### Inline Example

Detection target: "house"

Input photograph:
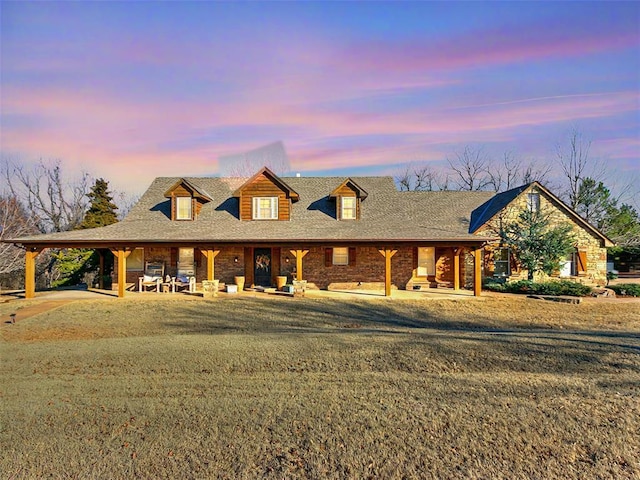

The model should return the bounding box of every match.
[6,167,612,299]
[470,182,613,282]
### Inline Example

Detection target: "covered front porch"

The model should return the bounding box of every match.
[18,240,489,299]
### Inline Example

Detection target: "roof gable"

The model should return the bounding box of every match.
[470,181,614,247]
[164,178,213,201]
[329,178,368,199]
[232,166,300,202]
[469,184,530,233]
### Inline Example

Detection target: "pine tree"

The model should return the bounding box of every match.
[53,179,119,287]
[501,209,576,281]
[79,178,118,229]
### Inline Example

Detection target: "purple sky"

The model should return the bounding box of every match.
[1,1,638,195]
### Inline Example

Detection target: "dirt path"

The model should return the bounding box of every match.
[1,300,74,325]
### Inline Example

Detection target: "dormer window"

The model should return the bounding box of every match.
[341,197,356,220]
[253,197,278,220]
[232,167,299,221]
[164,178,213,221]
[330,178,367,221]
[176,197,193,220]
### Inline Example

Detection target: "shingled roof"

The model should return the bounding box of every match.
[469,181,614,247]
[469,183,531,233]
[9,175,497,245]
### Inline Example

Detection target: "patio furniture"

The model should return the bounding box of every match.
[138,262,164,292]
[172,275,196,293]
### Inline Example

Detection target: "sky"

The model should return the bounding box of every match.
[1,1,638,196]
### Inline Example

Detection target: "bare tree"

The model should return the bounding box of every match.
[521,161,553,186]
[396,164,445,191]
[0,195,38,276]
[2,158,91,233]
[113,191,140,220]
[555,130,605,209]
[485,151,521,192]
[485,152,553,192]
[447,146,491,191]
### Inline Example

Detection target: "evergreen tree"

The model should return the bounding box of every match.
[79,178,118,229]
[501,209,576,281]
[53,179,119,287]
[575,177,612,230]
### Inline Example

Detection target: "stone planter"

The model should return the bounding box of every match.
[292,279,307,297]
[234,276,245,291]
[202,279,219,297]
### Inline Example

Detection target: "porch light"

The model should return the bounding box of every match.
[234,257,238,263]
[285,257,290,263]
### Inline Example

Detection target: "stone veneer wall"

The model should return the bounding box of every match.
[476,185,608,285]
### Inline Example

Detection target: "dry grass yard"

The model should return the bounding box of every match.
[1,294,639,479]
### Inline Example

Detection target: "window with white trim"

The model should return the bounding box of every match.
[333,247,349,265]
[176,197,193,220]
[253,197,278,220]
[341,196,356,220]
[527,193,540,213]
[127,248,144,271]
[494,248,511,277]
[417,247,435,276]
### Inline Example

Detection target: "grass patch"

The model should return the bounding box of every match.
[1,296,639,478]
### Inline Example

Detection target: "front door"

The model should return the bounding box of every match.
[254,248,272,286]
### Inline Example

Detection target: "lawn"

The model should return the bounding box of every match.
[1,295,639,479]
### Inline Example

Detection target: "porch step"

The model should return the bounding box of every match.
[412,281,438,290]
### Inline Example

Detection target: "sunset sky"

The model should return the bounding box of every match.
[1,1,638,195]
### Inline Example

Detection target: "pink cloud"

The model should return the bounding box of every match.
[337,20,638,75]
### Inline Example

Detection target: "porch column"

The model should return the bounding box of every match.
[200,249,220,281]
[453,248,461,291]
[473,247,483,297]
[378,248,397,297]
[289,249,309,281]
[111,248,132,298]
[25,247,43,299]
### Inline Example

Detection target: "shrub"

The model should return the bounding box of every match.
[483,278,506,292]
[609,283,640,297]
[486,279,592,297]
[534,280,592,297]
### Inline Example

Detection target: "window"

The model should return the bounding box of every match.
[178,248,195,276]
[333,247,349,265]
[494,248,511,277]
[559,252,575,277]
[341,196,356,220]
[417,247,435,276]
[127,248,144,271]
[527,193,540,213]
[253,197,278,220]
[179,248,194,264]
[176,197,192,220]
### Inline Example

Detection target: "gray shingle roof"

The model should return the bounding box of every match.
[9,176,497,244]
[469,183,531,233]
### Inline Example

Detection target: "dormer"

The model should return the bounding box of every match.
[164,178,213,221]
[330,178,368,220]
[232,167,300,221]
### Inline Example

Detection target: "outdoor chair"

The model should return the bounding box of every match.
[138,262,164,292]
[172,275,196,293]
